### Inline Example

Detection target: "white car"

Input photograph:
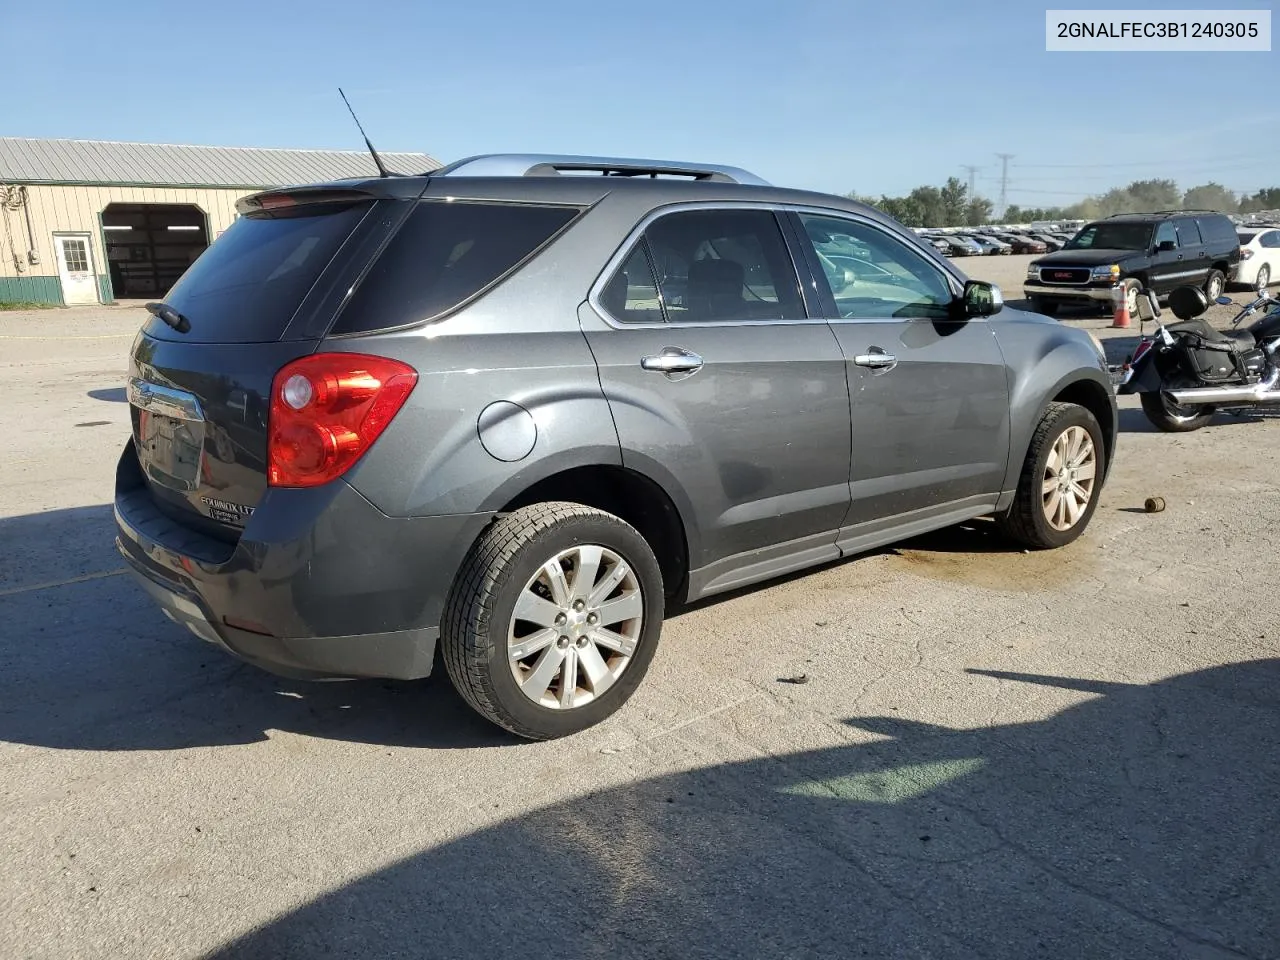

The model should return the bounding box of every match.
[1236,227,1280,289]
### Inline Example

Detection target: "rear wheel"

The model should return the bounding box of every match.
[1204,269,1226,301]
[998,402,1105,549]
[442,502,664,740]
[1140,390,1215,432]
[1256,264,1271,289]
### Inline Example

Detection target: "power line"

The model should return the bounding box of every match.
[1017,154,1273,169]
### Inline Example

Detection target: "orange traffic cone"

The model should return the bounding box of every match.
[1112,283,1131,329]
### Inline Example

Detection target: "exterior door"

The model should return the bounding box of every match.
[1176,218,1210,287]
[54,234,99,305]
[1149,220,1186,294]
[581,206,853,597]
[788,211,1010,538]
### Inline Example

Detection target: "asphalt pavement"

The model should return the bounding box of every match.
[1,288,1276,959]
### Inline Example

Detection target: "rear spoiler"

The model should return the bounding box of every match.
[236,186,380,217]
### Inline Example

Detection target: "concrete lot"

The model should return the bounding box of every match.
[2,272,1278,959]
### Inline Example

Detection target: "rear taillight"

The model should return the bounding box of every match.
[267,353,418,488]
[1240,249,1254,260]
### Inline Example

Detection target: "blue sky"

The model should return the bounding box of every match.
[8,0,1278,202]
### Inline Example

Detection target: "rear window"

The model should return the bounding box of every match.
[159,202,372,343]
[329,200,581,335]
[1238,232,1257,244]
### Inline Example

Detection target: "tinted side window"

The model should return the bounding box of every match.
[642,209,803,324]
[600,241,665,323]
[798,213,953,320]
[1177,219,1202,247]
[1262,231,1280,249]
[1197,216,1238,245]
[1155,222,1177,247]
[332,200,581,334]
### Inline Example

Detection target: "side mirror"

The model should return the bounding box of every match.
[962,280,1003,317]
[1157,240,1177,253]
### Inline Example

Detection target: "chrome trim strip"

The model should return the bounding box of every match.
[126,377,205,422]
[585,201,969,331]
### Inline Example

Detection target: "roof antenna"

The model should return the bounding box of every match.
[338,87,393,178]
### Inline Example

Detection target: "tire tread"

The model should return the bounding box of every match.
[441,501,634,740]
[998,401,1100,549]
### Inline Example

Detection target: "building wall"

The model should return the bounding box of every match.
[0,183,255,305]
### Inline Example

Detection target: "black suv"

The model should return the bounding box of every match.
[1023,211,1240,317]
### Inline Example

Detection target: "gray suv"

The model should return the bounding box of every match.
[114,154,1117,739]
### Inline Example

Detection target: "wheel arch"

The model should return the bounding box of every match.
[494,463,693,601]
[1001,334,1118,496]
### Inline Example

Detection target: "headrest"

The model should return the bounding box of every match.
[688,258,745,290]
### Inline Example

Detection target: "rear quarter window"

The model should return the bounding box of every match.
[1197,216,1238,246]
[329,200,581,335]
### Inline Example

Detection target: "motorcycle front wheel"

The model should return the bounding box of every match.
[1140,390,1216,432]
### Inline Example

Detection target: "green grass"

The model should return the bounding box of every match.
[0,301,58,311]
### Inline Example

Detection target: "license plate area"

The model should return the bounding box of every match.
[128,378,207,494]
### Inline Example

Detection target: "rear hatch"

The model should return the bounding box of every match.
[126,187,402,541]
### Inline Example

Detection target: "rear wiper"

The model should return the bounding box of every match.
[144,302,191,334]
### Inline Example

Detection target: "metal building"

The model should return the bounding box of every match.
[0,137,439,307]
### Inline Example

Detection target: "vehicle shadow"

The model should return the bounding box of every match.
[204,659,1280,959]
[0,505,510,752]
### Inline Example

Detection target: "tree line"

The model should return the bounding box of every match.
[848,179,1280,228]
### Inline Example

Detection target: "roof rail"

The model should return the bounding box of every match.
[429,153,771,187]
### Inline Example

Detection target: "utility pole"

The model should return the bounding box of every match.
[960,165,980,197]
[995,153,1014,219]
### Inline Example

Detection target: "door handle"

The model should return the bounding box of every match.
[641,347,704,376]
[853,351,898,369]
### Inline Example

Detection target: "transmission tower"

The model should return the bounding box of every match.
[995,153,1014,218]
[960,165,981,197]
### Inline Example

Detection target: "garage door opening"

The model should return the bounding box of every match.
[102,203,208,299]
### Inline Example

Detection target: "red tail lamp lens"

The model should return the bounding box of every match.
[268,353,417,487]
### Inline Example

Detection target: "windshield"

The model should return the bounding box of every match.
[1065,222,1153,251]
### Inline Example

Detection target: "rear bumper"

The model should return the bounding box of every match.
[114,444,493,680]
[1023,282,1116,303]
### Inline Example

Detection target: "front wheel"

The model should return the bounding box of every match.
[442,502,665,740]
[998,402,1105,549]
[1140,390,1215,432]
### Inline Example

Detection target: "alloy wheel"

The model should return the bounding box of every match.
[1041,425,1097,531]
[1257,265,1271,289]
[507,545,644,710]
[1207,274,1224,300]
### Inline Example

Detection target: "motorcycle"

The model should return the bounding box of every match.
[1118,282,1280,432]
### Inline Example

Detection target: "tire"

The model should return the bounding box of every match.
[441,502,665,740]
[998,402,1106,550]
[1140,390,1215,433]
[1029,297,1058,316]
[1204,269,1226,301]
[1256,264,1271,289]
[1122,278,1142,317]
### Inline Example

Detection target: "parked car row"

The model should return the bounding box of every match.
[922,228,1076,257]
